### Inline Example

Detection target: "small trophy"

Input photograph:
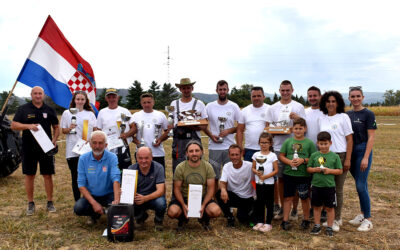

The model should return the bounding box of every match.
[69,108,78,134]
[318,156,326,172]
[137,121,146,148]
[177,110,208,127]
[165,106,175,137]
[291,143,302,170]
[217,117,227,143]
[119,113,131,148]
[153,124,162,146]
[255,156,267,184]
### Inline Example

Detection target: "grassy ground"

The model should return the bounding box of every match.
[0,116,399,249]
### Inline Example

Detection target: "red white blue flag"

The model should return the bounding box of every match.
[17,15,97,110]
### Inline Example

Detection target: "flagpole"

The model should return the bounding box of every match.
[0,80,19,115]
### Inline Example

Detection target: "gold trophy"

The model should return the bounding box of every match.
[165,106,175,137]
[318,157,326,172]
[217,117,227,143]
[255,156,267,184]
[69,108,78,134]
[291,143,302,170]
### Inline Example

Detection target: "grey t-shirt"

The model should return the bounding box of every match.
[128,161,165,196]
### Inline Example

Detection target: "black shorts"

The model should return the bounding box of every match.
[283,174,311,200]
[168,197,216,210]
[311,186,336,208]
[22,147,55,175]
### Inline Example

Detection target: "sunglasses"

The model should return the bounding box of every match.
[349,86,362,91]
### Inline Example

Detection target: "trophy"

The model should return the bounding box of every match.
[177,110,208,127]
[165,106,175,137]
[69,108,78,134]
[318,157,326,172]
[217,117,227,143]
[137,121,146,148]
[153,124,162,146]
[265,120,291,134]
[291,143,302,170]
[119,113,131,148]
[255,156,267,184]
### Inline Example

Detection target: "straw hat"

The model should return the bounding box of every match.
[175,78,196,87]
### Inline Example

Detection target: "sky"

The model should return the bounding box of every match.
[1,0,400,98]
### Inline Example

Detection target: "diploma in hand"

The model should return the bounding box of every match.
[187,184,202,218]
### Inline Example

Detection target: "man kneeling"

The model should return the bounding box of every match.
[216,144,255,227]
[128,147,166,231]
[74,131,121,223]
[167,140,221,230]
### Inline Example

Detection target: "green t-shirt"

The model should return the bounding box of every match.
[308,151,342,187]
[173,160,216,199]
[280,137,317,177]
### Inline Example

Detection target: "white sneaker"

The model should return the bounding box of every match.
[349,214,364,226]
[323,220,340,232]
[357,219,373,232]
[253,223,263,231]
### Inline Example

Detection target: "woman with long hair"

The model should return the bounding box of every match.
[60,91,96,201]
[346,86,376,232]
[318,91,353,232]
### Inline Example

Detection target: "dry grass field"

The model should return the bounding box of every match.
[0,116,399,249]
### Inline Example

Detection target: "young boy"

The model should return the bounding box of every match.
[307,131,343,237]
[279,118,316,230]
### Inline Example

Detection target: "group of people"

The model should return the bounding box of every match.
[11,78,376,236]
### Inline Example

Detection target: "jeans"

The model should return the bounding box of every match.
[74,193,114,217]
[350,143,372,219]
[134,196,167,222]
[334,152,348,221]
[244,148,258,162]
[216,190,254,224]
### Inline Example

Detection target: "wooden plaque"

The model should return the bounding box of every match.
[177,119,208,127]
[264,126,292,135]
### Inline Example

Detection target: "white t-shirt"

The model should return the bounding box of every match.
[96,106,134,133]
[170,98,207,139]
[220,161,255,199]
[266,100,305,152]
[305,107,323,145]
[252,151,278,185]
[131,110,168,157]
[238,103,270,150]
[206,100,241,150]
[318,113,353,153]
[60,109,96,159]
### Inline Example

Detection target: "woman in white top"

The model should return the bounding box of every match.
[318,91,353,232]
[60,91,96,201]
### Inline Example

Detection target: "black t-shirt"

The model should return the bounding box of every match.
[13,102,59,150]
[346,108,377,145]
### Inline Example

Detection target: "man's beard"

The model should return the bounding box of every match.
[218,95,227,101]
[189,155,201,163]
[92,149,105,156]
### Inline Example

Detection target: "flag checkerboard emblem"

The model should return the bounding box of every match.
[68,71,94,93]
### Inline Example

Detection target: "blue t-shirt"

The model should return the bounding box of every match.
[77,150,121,196]
[128,161,165,196]
[346,108,377,145]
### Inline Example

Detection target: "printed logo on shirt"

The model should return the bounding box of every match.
[43,113,48,119]
[152,118,157,123]
[27,114,35,119]
[226,111,232,116]
[102,166,108,172]
[88,166,96,173]
[331,124,338,130]
[354,118,363,124]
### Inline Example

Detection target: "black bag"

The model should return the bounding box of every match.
[107,204,134,242]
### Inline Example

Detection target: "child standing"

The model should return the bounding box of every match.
[307,131,343,237]
[279,118,317,230]
[252,132,278,232]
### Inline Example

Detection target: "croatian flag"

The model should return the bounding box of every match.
[17,15,97,110]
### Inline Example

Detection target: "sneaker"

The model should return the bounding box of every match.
[227,217,235,228]
[357,219,373,232]
[273,204,281,215]
[280,221,291,231]
[274,208,284,220]
[349,214,364,226]
[320,210,327,223]
[26,202,35,216]
[323,219,341,231]
[289,210,298,221]
[46,201,56,213]
[325,227,334,237]
[252,223,263,231]
[310,225,321,235]
[259,224,273,232]
[300,220,310,229]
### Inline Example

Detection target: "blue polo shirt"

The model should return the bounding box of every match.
[77,150,121,196]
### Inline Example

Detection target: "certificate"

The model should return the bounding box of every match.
[120,169,138,205]
[105,125,124,150]
[72,139,92,155]
[187,184,202,218]
[30,124,55,153]
[278,105,292,123]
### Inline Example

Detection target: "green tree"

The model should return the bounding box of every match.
[44,95,65,114]
[157,83,179,109]
[229,84,254,107]
[264,96,272,105]
[126,81,144,109]
[148,81,160,100]
[96,88,122,110]
[273,93,280,103]
[298,96,306,105]
[0,91,19,114]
